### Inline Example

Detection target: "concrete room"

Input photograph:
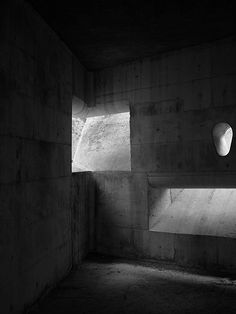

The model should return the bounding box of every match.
[1,0,236,313]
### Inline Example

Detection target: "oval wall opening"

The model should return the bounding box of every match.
[212,122,233,156]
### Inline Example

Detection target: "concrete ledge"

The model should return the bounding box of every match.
[148,172,236,188]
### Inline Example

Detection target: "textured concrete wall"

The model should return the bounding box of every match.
[93,172,236,273]
[0,1,86,313]
[95,37,236,176]
[72,172,95,265]
[92,37,236,273]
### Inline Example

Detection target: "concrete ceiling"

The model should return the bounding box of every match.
[28,1,235,70]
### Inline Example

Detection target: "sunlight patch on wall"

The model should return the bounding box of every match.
[72,117,86,161]
[149,187,236,238]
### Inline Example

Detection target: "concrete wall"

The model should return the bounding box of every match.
[0,1,87,313]
[91,37,236,273]
[95,36,236,176]
[93,172,236,273]
[72,172,95,265]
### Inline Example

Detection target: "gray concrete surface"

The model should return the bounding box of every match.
[0,1,87,313]
[94,37,236,175]
[71,173,95,265]
[28,1,235,70]
[28,255,236,314]
[84,37,236,275]
[72,172,236,273]
[2,1,236,313]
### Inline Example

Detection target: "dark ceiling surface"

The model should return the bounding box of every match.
[27,0,235,70]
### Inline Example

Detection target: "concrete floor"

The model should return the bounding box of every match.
[29,256,236,314]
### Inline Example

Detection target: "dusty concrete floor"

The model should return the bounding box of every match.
[29,256,236,314]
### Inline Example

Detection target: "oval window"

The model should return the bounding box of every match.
[212,122,233,156]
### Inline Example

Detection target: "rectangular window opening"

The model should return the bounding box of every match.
[72,111,131,172]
